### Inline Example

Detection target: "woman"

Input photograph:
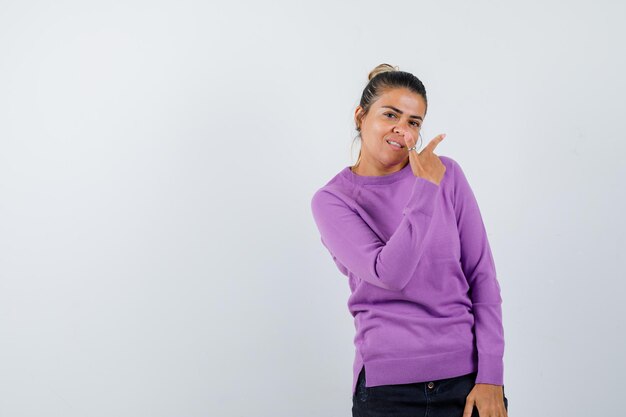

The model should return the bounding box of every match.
[310,64,509,417]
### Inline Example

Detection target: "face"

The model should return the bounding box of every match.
[354,88,426,173]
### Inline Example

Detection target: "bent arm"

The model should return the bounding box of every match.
[311,177,440,291]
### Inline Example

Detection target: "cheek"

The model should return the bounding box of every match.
[373,124,389,139]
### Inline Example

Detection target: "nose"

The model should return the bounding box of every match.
[393,124,408,136]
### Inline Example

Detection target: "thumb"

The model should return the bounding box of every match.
[462,397,475,417]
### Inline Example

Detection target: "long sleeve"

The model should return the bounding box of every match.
[310,177,440,291]
[452,159,505,386]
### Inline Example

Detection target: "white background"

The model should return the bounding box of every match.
[1,1,624,416]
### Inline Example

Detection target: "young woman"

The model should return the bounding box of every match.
[310,64,509,417]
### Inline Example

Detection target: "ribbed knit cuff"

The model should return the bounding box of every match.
[475,353,504,385]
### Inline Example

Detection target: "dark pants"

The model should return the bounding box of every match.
[352,366,508,417]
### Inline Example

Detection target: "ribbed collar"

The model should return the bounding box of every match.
[341,161,413,185]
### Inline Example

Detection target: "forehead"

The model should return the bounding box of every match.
[374,88,426,115]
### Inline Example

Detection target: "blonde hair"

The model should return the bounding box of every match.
[368,63,400,81]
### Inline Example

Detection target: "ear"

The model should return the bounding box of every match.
[354,106,364,130]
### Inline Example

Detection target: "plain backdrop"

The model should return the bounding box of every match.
[1,1,624,416]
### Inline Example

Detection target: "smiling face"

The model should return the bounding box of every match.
[353,88,427,176]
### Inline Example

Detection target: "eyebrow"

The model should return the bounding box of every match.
[381,106,423,121]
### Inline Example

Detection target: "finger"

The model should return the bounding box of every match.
[462,398,475,417]
[425,133,446,152]
[400,130,416,148]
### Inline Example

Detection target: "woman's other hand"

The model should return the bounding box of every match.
[463,383,508,417]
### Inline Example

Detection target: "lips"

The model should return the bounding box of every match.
[385,138,406,148]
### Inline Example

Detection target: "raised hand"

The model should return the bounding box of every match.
[403,131,447,186]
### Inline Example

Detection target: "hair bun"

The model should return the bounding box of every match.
[367,63,399,81]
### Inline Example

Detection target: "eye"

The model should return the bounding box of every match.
[384,112,420,128]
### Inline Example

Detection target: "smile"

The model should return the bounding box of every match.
[386,139,405,149]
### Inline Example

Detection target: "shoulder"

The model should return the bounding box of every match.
[438,154,460,172]
[311,172,358,216]
[311,183,356,213]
